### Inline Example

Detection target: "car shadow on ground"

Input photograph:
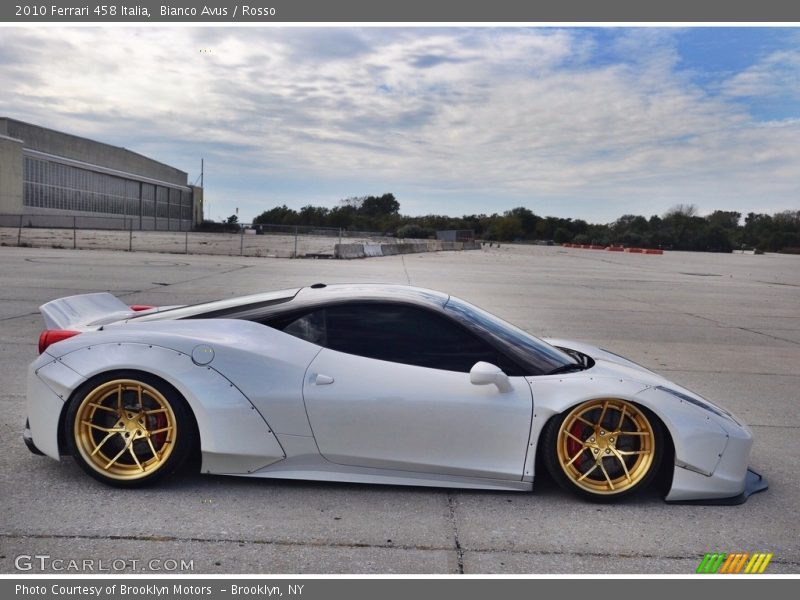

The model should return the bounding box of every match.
[20,443,667,507]
[149,455,669,506]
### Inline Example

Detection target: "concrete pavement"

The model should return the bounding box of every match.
[1,244,798,574]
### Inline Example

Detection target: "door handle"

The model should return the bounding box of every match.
[314,373,335,385]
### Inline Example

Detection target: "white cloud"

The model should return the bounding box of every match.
[0,27,797,222]
[722,49,800,98]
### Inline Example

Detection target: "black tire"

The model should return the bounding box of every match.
[64,370,195,488]
[542,398,664,502]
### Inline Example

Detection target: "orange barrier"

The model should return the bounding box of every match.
[561,244,663,254]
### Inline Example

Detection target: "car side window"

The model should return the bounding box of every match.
[283,310,327,346]
[321,303,501,373]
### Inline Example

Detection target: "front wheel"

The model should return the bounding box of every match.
[542,398,663,502]
[65,371,195,488]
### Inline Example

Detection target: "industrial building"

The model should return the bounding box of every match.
[0,118,202,230]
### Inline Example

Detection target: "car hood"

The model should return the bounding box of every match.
[543,337,674,387]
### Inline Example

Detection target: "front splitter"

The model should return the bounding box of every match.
[666,468,768,505]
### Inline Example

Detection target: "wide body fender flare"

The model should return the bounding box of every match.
[40,342,286,474]
[525,376,729,480]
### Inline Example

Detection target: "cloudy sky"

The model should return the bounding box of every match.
[1,27,798,223]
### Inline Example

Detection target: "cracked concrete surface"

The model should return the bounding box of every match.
[1,244,798,574]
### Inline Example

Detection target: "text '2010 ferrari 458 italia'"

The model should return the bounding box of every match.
[24,283,767,503]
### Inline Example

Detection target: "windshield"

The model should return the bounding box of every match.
[444,296,578,375]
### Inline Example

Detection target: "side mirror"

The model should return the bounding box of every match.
[469,361,513,393]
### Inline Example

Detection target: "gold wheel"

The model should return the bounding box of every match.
[72,379,178,481]
[555,399,657,496]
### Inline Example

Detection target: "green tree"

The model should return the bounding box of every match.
[706,210,741,230]
[506,207,539,238]
[360,193,400,217]
[488,216,524,241]
[248,198,797,254]
[553,227,571,244]
[397,224,434,239]
[703,225,733,252]
[298,204,329,227]
[253,205,298,225]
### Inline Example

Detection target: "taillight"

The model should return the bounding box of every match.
[38,330,80,354]
[129,305,155,312]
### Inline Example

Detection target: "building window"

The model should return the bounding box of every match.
[22,157,190,223]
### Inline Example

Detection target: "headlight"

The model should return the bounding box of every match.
[654,385,739,425]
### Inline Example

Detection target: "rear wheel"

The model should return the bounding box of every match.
[542,398,663,502]
[65,372,194,487]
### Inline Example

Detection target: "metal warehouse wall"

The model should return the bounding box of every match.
[0,118,200,230]
[0,118,187,185]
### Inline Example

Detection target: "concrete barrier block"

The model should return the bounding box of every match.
[335,240,481,259]
[334,243,366,259]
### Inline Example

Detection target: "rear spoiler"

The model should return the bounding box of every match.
[39,292,136,330]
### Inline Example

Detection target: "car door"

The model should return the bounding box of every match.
[298,303,533,481]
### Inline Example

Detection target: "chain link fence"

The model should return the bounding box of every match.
[0,214,409,258]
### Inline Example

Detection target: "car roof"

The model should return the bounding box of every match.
[130,288,301,322]
[294,283,449,308]
[130,284,449,322]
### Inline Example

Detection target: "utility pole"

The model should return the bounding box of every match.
[200,158,205,221]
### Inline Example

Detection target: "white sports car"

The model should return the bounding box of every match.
[24,283,766,503]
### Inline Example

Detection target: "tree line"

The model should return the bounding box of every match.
[217,194,798,253]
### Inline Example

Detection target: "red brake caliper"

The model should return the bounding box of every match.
[567,421,585,463]
[150,413,168,451]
